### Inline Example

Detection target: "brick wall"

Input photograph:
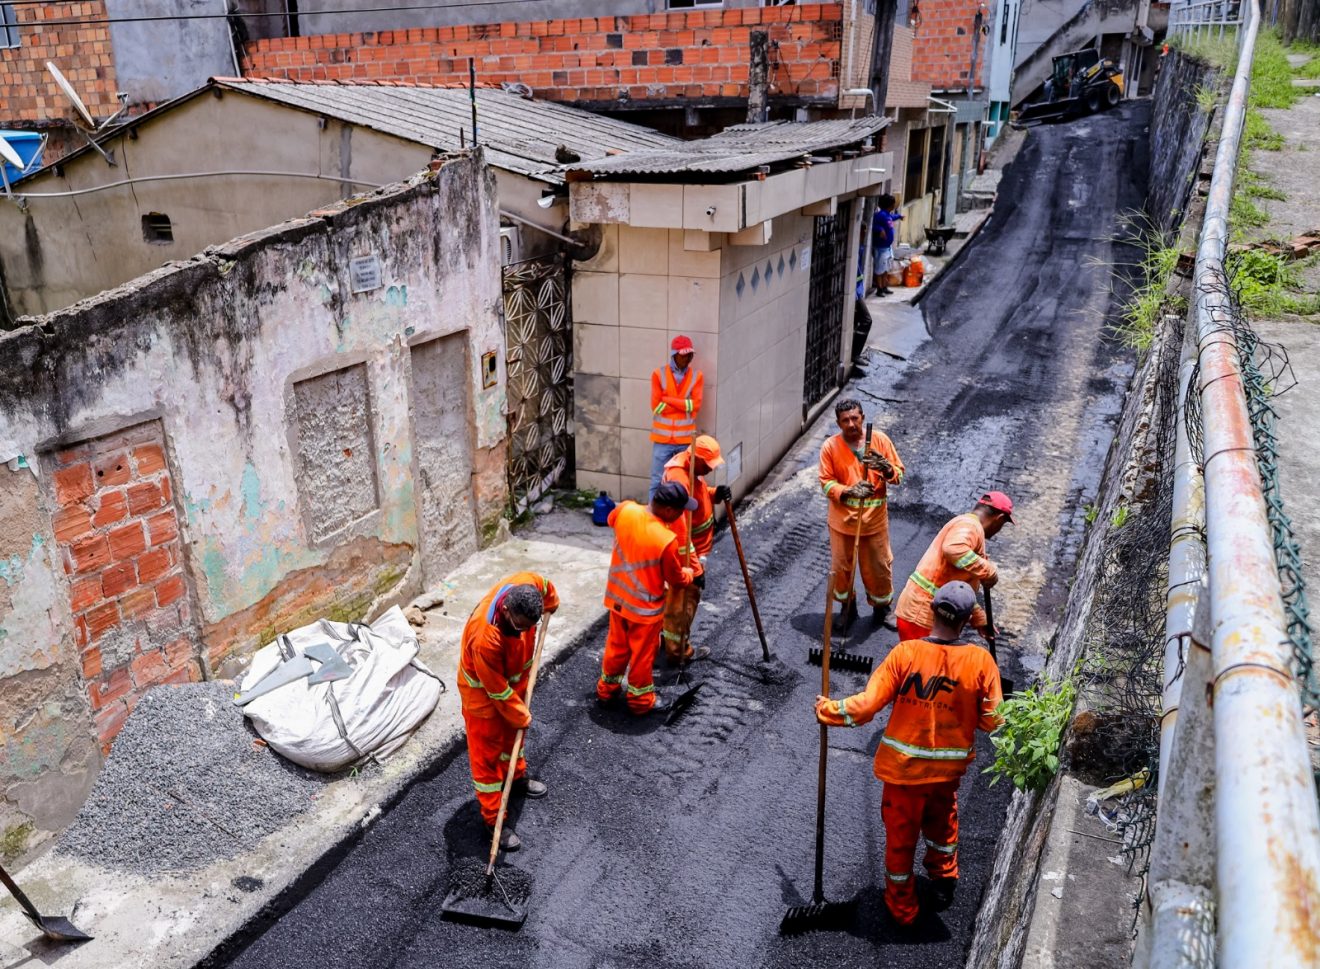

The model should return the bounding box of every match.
[242,4,845,106]
[910,0,987,91]
[47,421,202,752]
[0,2,120,124]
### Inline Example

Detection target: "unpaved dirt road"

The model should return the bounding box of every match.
[214,101,1150,969]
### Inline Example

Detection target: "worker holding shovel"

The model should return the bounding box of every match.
[458,574,559,851]
[819,398,905,634]
[659,434,732,664]
[815,581,1003,928]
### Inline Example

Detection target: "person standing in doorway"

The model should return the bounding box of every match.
[872,195,904,297]
[649,335,704,499]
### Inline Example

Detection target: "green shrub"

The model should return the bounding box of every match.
[1228,249,1320,316]
[985,676,1077,793]
[1115,243,1185,351]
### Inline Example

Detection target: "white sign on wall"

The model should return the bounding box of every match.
[727,442,742,484]
[800,246,812,273]
[349,255,383,294]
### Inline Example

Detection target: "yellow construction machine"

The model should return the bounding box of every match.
[1013,48,1125,126]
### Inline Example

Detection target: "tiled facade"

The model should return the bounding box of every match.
[0,2,119,123]
[242,5,848,107]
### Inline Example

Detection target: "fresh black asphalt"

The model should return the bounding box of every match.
[217,101,1151,969]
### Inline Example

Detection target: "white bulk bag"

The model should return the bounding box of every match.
[238,606,445,773]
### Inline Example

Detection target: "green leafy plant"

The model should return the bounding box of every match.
[1110,505,1131,528]
[985,676,1076,792]
[1228,248,1320,316]
[1114,242,1186,351]
[1083,503,1099,525]
[1194,83,1219,113]
[554,487,600,510]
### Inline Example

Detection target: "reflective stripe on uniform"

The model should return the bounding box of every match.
[954,550,981,569]
[843,496,887,509]
[487,684,514,702]
[910,571,939,596]
[880,734,972,760]
[833,588,852,602]
[661,629,682,642]
[474,780,504,793]
[605,592,665,617]
[886,870,911,883]
[867,592,894,606]
[926,839,958,855]
[692,516,714,535]
[599,672,624,685]
[627,682,656,697]
[459,666,483,689]
[834,699,855,727]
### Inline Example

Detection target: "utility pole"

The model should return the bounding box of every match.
[747,30,770,124]
[869,0,900,114]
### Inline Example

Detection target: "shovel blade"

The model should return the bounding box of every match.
[24,911,94,943]
[664,682,704,726]
[439,862,530,930]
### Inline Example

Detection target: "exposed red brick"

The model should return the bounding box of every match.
[126,480,164,516]
[91,490,129,528]
[163,637,195,667]
[84,600,121,641]
[52,504,93,543]
[81,647,103,679]
[69,534,111,574]
[53,464,95,506]
[91,451,132,487]
[119,586,158,620]
[133,443,166,475]
[100,560,137,597]
[138,546,173,583]
[109,521,147,560]
[94,702,129,751]
[160,475,173,503]
[69,576,101,613]
[161,664,200,686]
[130,649,170,687]
[54,443,91,466]
[146,509,178,546]
[88,666,131,709]
[155,572,186,608]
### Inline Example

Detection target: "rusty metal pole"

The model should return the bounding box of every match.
[1193,2,1320,963]
[747,30,769,125]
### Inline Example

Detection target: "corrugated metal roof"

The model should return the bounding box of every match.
[215,79,683,184]
[563,115,889,179]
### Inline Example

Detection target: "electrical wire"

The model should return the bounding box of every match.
[3,170,385,200]
[6,0,535,28]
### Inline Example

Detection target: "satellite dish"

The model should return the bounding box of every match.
[46,61,96,128]
[0,137,23,172]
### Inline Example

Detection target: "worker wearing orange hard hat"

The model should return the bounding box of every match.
[894,492,1013,642]
[659,434,733,664]
[597,481,696,715]
[816,581,1003,926]
[649,335,704,499]
[458,573,559,851]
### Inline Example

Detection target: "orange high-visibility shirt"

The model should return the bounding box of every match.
[650,366,704,444]
[604,501,692,623]
[818,637,1003,784]
[818,429,904,536]
[896,513,997,630]
[458,572,559,725]
[661,450,714,572]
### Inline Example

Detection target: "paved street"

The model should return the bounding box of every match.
[216,102,1151,969]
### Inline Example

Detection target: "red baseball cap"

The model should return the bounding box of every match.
[671,335,694,353]
[978,490,1014,522]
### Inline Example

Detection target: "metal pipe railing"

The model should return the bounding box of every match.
[1189,1,1320,962]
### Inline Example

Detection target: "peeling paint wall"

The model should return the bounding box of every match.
[0,151,507,851]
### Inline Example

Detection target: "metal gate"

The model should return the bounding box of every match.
[802,201,852,415]
[503,255,573,512]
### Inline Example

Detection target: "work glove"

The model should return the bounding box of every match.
[713,485,733,504]
[693,572,706,591]
[843,481,875,502]
[861,450,891,474]
[982,571,999,589]
[813,695,835,724]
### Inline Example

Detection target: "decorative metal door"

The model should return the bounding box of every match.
[503,255,573,512]
[802,201,852,415]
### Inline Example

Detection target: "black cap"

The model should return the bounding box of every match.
[653,481,698,511]
[932,580,976,623]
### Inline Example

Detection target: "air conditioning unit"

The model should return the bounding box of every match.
[499,225,523,266]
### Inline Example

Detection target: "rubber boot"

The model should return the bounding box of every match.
[832,598,858,636]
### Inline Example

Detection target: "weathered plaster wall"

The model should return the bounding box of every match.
[0,152,507,853]
[1147,50,1222,239]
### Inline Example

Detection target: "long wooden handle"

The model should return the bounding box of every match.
[846,423,874,595]
[486,614,551,874]
[813,575,834,904]
[0,861,42,924]
[725,500,770,661]
[984,585,998,662]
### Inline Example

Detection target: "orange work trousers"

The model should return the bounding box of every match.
[462,709,526,826]
[897,617,932,642]
[881,778,961,925]
[829,523,894,608]
[661,583,702,662]
[597,611,662,714]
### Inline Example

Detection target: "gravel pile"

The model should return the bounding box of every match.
[59,682,326,874]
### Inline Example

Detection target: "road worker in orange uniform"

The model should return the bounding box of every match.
[649,335,704,499]
[816,581,1003,926]
[660,434,733,664]
[458,574,559,851]
[818,398,905,633]
[895,491,1013,642]
[597,481,695,715]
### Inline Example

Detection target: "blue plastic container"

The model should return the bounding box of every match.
[0,131,44,184]
[591,492,616,526]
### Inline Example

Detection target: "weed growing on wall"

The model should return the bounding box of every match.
[1114,241,1186,351]
[985,675,1077,793]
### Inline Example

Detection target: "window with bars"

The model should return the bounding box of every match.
[1,4,20,49]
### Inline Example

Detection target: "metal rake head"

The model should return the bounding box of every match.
[663,682,704,726]
[778,898,854,936]
[808,646,873,674]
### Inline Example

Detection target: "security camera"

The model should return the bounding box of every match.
[705,205,717,216]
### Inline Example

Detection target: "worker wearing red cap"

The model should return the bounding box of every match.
[895,492,1014,642]
[597,481,696,715]
[659,434,733,663]
[650,335,704,500]
[816,581,1003,926]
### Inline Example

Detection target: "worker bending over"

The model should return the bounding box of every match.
[895,491,1013,642]
[458,573,559,851]
[818,398,905,633]
[597,482,696,715]
[660,435,732,664]
[816,581,1003,926]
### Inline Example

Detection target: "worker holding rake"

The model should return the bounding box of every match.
[458,574,559,851]
[819,398,905,633]
[815,581,1003,927]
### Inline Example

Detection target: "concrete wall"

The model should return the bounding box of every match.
[0,153,507,857]
[0,91,435,320]
[104,0,238,106]
[571,208,849,501]
[1147,50,1222,239]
